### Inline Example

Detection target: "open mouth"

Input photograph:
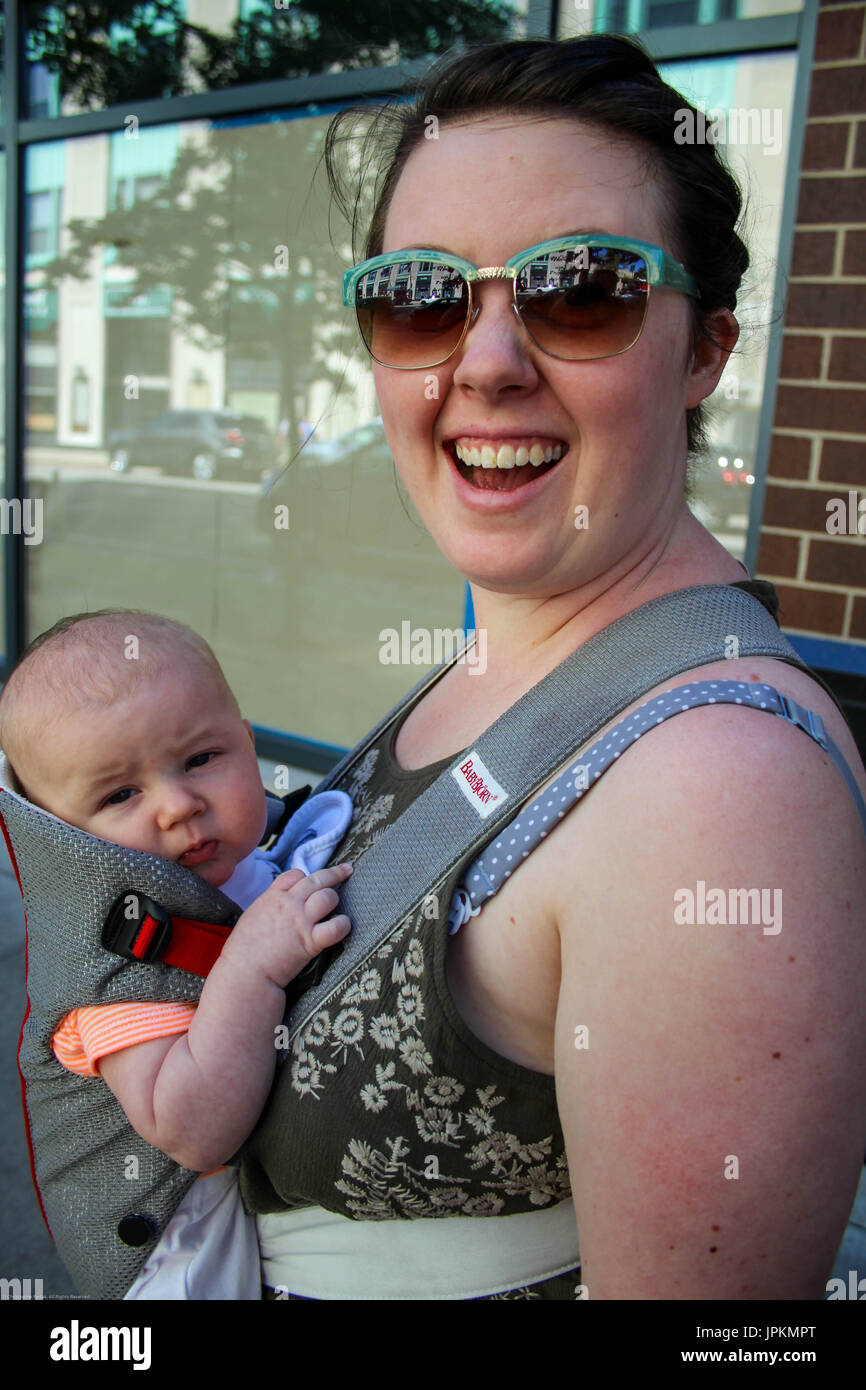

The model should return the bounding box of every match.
[446,439,569,491]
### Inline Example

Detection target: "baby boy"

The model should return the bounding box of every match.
[0,607,354,1298]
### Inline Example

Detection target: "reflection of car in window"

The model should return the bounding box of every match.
[257,417,391,536]
[691,406,760,536]
[107,409,279,482]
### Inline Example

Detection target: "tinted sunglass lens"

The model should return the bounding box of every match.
[356,261,469,367]
[515,247,648,360]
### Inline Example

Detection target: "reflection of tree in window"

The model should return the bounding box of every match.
[24,0,514,108]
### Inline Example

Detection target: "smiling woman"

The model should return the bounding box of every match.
[234,33,866,1302]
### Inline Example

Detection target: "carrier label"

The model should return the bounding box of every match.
[452,750,508,819]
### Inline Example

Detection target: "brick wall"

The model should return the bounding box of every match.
[757,0,866,647]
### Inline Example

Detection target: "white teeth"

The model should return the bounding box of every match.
[454,441,565,469]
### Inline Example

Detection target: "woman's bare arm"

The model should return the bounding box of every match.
[553,702,866,1300]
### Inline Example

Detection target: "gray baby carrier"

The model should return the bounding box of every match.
[3,583,864,1300]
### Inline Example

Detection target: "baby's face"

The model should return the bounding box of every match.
[22,663,268,889]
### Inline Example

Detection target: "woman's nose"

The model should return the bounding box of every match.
[451,285,538,391]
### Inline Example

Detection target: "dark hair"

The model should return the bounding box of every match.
[324,33,751,490]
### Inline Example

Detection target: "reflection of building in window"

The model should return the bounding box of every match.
[113,175,164,211]
[24,286,58,437]
[71,368,91,432]
[592,0,740,30]
[186,369,210,409]
[27,190,58,258]
[26,62,59,121]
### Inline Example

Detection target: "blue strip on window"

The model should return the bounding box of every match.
[785,633,866,677]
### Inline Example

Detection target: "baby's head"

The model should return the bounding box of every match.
[0,610,268,889]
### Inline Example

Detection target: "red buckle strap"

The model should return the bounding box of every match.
[102,892,237,978]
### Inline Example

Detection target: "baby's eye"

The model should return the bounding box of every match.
[104,788,136,807]
[187,751,216,769]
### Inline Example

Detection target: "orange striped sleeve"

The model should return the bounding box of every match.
[52,1002,198,1078]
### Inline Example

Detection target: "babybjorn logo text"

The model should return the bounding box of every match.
[452,751,508,820]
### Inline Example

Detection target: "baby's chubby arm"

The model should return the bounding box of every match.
[98,862,353,1171]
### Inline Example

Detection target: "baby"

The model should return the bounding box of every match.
[0,607,354,1299]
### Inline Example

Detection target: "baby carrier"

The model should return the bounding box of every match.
[3,583,864,1299]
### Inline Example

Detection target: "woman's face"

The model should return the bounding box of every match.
[373,116,728,596]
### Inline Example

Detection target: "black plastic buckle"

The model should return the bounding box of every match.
[283,940,345,1007]
[102,891,173,964]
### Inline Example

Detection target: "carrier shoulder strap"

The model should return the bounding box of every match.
[285,582,833,1042]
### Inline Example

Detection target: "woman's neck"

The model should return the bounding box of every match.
[466,509,747,691]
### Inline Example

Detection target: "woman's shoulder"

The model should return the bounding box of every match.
[625,652,866,808]
[540,648,865,940]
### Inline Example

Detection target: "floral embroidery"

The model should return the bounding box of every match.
[292,918,571,1218]
[283,713,573,1229]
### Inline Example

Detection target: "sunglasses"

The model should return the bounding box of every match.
[342,234,700,370]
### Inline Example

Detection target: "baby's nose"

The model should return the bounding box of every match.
[155,781,204,826]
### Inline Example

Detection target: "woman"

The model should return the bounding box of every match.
[238,33,866,1300]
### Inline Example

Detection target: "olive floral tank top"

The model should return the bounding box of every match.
[239,708,572,1225]
[239,579,782,1293]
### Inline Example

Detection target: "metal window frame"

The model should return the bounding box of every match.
[0,1,824,774]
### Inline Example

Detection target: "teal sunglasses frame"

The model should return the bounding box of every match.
[342,234,701,369]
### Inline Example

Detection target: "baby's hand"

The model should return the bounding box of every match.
[223,863,353,990]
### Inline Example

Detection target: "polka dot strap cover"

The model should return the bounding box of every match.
[448,679,866,934]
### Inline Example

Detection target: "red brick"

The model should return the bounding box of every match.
[814,7,865,62]
[769,434,812,480]
[797,172,866,222]
[802,121,851,170]
[756,531,801,578]
[843,229,866,275]
[786,283,866,331]
[820,437,866,485]
[780,334,824,378]
[850,595,866,638]
[762,482,839,531]
[772,582,847,634]
[855,122,866,168]
[807,532,866,586]
[791,229,837,275]
[828,335,866,380]
[807,65,866,118]
[776,384,866,432]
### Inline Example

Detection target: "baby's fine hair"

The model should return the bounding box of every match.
[0,609,238,788]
